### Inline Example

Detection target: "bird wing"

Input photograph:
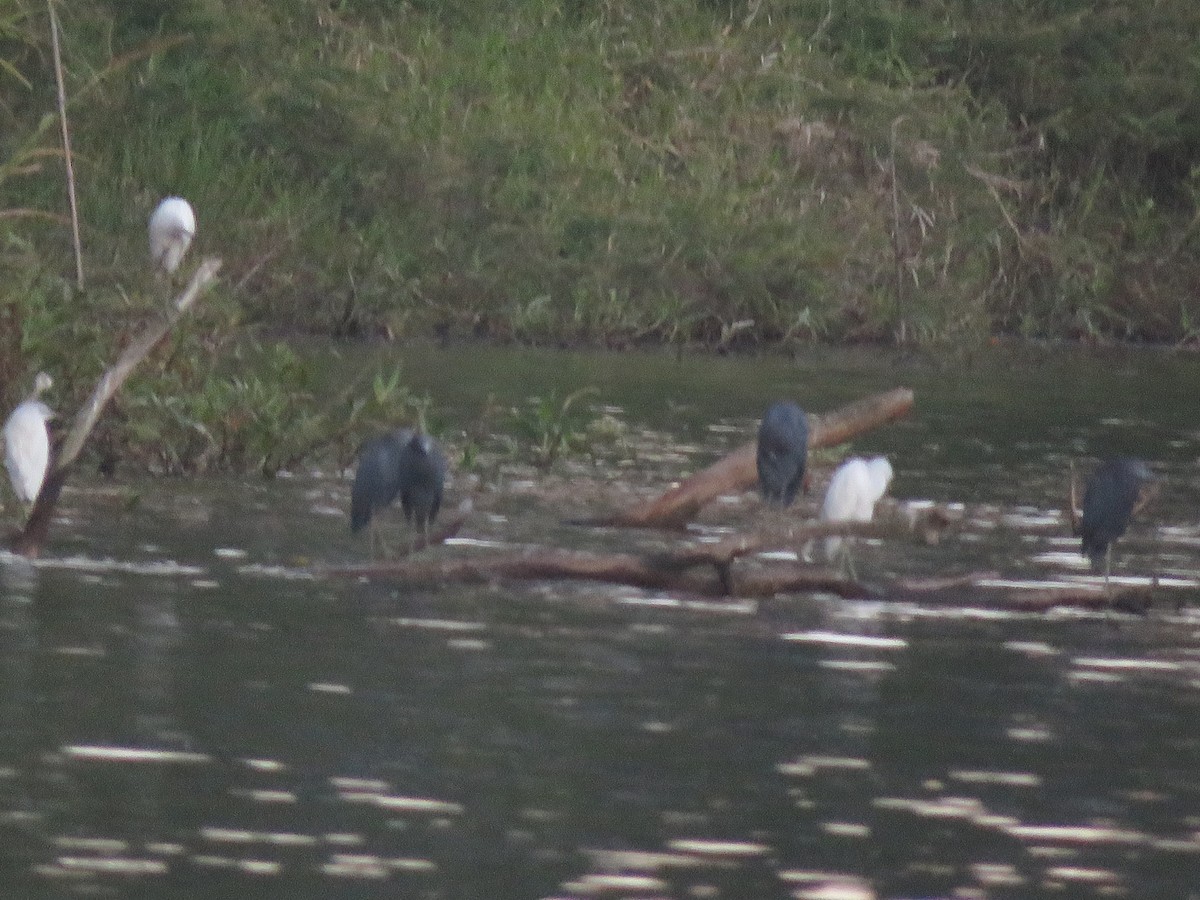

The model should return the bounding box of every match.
[4,406,50,503]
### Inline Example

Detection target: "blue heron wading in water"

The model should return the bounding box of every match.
[351,428,447,554]
[1080,457,1154,591]
[756,400,809,507]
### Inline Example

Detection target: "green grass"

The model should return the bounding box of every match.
[2,0,1200,470]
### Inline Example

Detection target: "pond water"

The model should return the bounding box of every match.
[1,344,1199,898]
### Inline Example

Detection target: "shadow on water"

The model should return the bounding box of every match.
[1,344,1200,897]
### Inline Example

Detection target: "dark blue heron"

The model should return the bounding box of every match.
[351,428,447,553]
[1080,457,1154,589]
[397,432,447,539]
[756,400,809,507]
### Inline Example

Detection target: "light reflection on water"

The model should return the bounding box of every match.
[1,344,1200,897]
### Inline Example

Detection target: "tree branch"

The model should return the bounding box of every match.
[592,387,915,529]
[10,259,221,557]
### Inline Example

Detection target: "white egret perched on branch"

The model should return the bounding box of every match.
[820,455,894,576]
[4,372,55,512]
[148,196,196,275]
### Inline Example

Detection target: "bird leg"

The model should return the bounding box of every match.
[369,518,396,560]
[1102,545,1121,629]
[842,544,859,582]
[1103,546,1112,595]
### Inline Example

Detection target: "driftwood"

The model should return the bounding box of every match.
[325,495,1166,613]
[323,511,958,601]
[895,572,1158,614]
[597,387,914,529]
[324,546,874,599]
[10,259,221,558]
[328,545,1161,612]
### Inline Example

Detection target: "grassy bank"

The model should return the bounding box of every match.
[2,0,1199,469]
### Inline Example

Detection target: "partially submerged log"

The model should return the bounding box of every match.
[327,545,1162,613]
[323,500,953,601]
[323,546,874,600]
[597,387,914,529]
[895,572,1158,614]
[10,259,221,558]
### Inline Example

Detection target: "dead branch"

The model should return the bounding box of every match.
[595,387,915,530]
[10,259,221,558]
[48,0,84,290]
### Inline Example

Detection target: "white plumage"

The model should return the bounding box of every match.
[4,372,54,506]
[821,455,894,563]
[148,196,196,274]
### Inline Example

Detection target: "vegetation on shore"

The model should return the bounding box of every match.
[2,0,1199,473]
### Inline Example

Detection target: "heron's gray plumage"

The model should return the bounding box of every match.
[350,428,413,533]
[1080,457,1152,570]
[756,400,808,507]
[397,433,447,533]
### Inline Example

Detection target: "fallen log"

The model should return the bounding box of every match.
[894,572,1157,613]
[595,387,914,529]
[321,546,874,599]
[10,259,221,558]
[322,500,951,600]
[325,543,1167,611]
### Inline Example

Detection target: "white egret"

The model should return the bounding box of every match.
[821,455,894,575]
[4,372,55,510]
[148,196,196,275]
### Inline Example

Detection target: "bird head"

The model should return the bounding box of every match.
[32,371,53,397]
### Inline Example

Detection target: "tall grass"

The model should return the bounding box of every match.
[4,0,1200,367]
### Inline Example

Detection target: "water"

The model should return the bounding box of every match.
[2,344,1199,898]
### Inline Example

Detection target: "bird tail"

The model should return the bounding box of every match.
[350,499,371,533]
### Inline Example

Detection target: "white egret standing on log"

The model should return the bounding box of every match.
[148,196,196,275]
[4,372,54,512]
[1080,458,1154,593]
[820,455,893,576]
[351,428,447,554]
[756,400,809,507]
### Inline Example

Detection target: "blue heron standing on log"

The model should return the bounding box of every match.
[756,400,809,507]
[351,428,447,554]
[1080,457,1154,590]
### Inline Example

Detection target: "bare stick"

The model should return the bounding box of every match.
[889,115,908,345]
[47,0,84,290]
[10,259,221,557]
[596,387,914,529]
